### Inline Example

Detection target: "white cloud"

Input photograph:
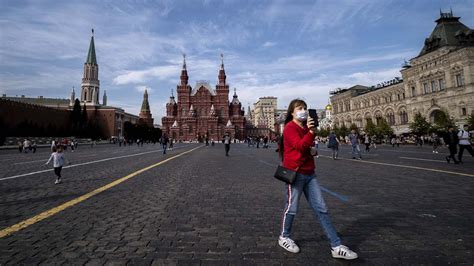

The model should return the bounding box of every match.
[263,41,276,47]
[347,68,402,85]
[113,65,180,85]
[135,85,152,93]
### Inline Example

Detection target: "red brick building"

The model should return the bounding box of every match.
[162,55,246,141]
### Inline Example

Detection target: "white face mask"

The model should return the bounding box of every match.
[295,110,308,121]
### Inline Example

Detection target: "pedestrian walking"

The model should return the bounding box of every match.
[431,133,440,153]
[444,126,459,164]
[458,124,473,163]
[263,136,269,149]
[364,135,370,152]
[370,135,377,150]
[18,141,23,153]
[277,99,357,260]
[51,140,56,152]
[223,132,231,156]
[45,146,70,184]
[169,138,174,150]
[32,141,37,153]
[390,136,396,148]
[23,139,29,153]
[349,130,362,159]
[161,134,169,154]
[327,131,339,159]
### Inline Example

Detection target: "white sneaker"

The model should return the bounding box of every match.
[278,236,300,253]
[331,245,358,260]
[54,179,61,184]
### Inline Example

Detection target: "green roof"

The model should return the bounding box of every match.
[2,96,69,105]
[86,36,97,65]
[140,90,150,112]
[418,12,473,57]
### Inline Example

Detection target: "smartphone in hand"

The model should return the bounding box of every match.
[308,109,319,127]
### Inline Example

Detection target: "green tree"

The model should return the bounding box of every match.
[71,99,82,135]
[376,118,394,136]
[349,123,358,133]
[364,119,377,136]
[339,124,349,138]
[467,113,474,131]
[333,125,340,137]
[432,109,455,130]
[316,128,329,137]
[71,99,82,130]
[409,113,431,136]
[81,103,88,125]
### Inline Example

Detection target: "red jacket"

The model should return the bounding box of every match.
[282,121,315,175]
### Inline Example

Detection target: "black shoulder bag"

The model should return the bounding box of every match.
[274,157,310,184]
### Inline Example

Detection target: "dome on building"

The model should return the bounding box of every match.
[325,103,332,111]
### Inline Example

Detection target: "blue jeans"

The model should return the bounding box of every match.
[162,144,167,154]
[281,173,341,247]
[351,144,361,158]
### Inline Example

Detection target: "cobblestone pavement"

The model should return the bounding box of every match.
[0,142,473,264]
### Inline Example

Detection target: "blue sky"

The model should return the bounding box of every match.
[1,0,473,122]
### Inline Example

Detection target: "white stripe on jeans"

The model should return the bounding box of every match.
[281,184,292,236]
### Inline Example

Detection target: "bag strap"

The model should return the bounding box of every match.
[295,156,312,171]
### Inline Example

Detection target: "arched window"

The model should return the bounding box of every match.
[387,112,396,125]
[399,111,408,124]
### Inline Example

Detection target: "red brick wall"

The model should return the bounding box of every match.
[0,99,71,130]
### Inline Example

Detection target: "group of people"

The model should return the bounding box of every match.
[51,139,77,152]
[160,134,174,154]
[247,136,271,149]
[17,139,37,153]
[444,124,473,164]
[326,130,368,160]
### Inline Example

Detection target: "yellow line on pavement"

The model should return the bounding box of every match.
[0,146,201,238]
[320,155,474,177]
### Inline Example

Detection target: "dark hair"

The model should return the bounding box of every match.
[278,99,307,159]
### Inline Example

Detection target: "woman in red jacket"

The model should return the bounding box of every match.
[278,99,357,260]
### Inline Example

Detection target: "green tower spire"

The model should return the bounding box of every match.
[141,89,151,112]
[86,28,97,65]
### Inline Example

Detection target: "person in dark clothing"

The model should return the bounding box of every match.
[327,131,339,159]
[223,133,231,156]
[458,124,473,163]
[161,134,169,154]
[444,126,459,164]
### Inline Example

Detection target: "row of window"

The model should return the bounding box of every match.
[419,78,445,95]
[335,92,406,113]
[336,111,409,127]
[413,72,464,97]
[333,71,466,114]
